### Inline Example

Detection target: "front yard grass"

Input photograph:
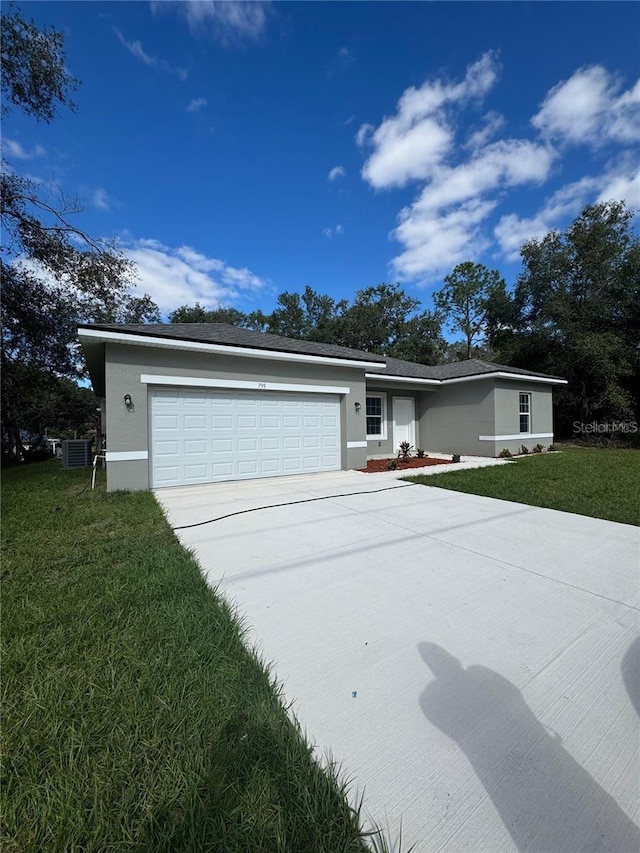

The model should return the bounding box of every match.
[405,448,639,526]
[1,462,369,852]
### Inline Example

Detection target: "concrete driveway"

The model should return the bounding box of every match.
[157,470,639,853]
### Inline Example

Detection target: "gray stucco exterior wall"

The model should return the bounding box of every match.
[103,343,369,490]
[420,379,556,457]
[420,380,495,457]
[489,380,554,456]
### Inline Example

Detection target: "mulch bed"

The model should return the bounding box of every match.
[357,456,453,473]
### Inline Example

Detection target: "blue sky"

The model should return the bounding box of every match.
[4,1,639,319]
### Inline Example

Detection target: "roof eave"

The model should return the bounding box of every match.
[77,328,386,370]
[441,371,568,385]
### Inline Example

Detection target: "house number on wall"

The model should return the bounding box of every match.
[257,382,267,389]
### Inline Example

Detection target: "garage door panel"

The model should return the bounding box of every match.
[155,415,179,429]
[151,389,341,487]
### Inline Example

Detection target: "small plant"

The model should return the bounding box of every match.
[451,453,461,463]
[387,459,398,470]
[416,448,426,459]
[397,441,413,461]
[533,443,544,453]
[548,444,557,452]
[498,447,512,458]
[520,445,529,455]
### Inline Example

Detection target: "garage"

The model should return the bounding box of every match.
[150,387,341,488]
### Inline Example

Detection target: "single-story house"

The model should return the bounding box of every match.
[78,323,567,492]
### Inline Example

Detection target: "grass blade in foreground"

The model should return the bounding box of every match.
[404,448,639,526]
[1,462,369,852]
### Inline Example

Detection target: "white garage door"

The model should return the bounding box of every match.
[150,387,341,487]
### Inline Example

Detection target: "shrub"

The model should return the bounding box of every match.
[521,445,529,455]
[498,448,512,458]
[387,459,398,470]
[451,453,461,463]
[397,441,413,460]
[416,448,426,459]
[533,443,544,453]
[548,444,557,452]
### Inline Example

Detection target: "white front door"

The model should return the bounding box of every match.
[393,397,416,452]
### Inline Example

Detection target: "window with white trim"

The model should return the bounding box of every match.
[519,392,531,433]
[366,395,387,439]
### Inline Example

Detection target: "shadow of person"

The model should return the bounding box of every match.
[621,637,640,717]
[418,642,640,853]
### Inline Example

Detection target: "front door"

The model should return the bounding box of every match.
[393,397,416,452]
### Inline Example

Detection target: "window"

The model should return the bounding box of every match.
[519,393,531,433]
[366,395,386,439]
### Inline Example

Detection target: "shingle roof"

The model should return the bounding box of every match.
[368,356,563,381]
[79,323,563,382]
[80,323,387,365]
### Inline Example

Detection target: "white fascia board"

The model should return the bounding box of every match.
[478,433,554,441]
[78,328,385,370]
[443,371,567,385]
[365,372,440,386]
[140,374,350,395]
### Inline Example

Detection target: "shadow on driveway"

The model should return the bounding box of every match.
[621,637,640,718]
[418,642,640,852]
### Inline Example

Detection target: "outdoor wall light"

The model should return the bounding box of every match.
[354,401,361,413]
[123,394,133,409]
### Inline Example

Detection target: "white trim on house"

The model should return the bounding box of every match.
[140,374,350,395]
[478,432,554,441]
[78,328,385,370]
[106,450,149,461]
[365,373,440,386]
[443,372,568,386]
[347,441,368,448]
[366,392,388,440]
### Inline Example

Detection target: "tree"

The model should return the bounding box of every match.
[169,283,445,364]
[434,262,506,359]
[169,302,269,331]
[1,7,159,460]
[487,202,640,436]
[267,286,346,340]
[1,4,78,120]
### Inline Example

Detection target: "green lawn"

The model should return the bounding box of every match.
[405,448,639,526]
[1,462,371,853]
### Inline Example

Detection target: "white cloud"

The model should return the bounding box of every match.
[2,138,46,160]
[322,224,344,238]
[532,66,640,147]
[328,165,345,181]
[414,140,554,215]
[92,188,112,211]
[393,199,496,280]
[389,138,554,279]
[355,123,374,147]
[494,160,640,260]
[494,176,600,260]
[360,51,500,190]
[187,97,207,113]
[153,1,269,42]
[113,27,188,79]
[597,164,640,208]
[124,239,266,313]
[465,111,505,150]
